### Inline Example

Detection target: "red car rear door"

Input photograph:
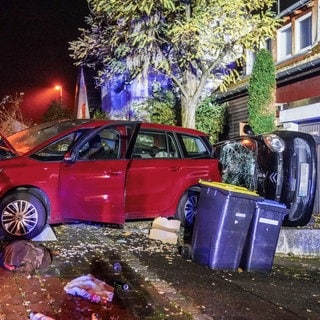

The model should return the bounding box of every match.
[125,157,183,218]
[125,130,219,219]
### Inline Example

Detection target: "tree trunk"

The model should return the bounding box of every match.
[181,97,197,128]
[180,69,198,129]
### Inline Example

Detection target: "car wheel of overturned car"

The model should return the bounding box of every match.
[176,187,200,228]
[0,191,47,240]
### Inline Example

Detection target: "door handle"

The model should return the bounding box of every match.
[107,170,124,176]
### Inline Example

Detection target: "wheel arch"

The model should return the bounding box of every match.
[175,184,201,226]
[178,184,201,205]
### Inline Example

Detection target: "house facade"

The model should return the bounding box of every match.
[217,0,320,139]
[86,1,319,135]
[216,0,320,216]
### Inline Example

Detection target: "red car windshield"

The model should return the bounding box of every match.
[7,120,88,154]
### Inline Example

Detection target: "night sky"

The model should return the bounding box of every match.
[0,0,89,121]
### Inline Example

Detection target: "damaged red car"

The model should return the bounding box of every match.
[0,119,221,240]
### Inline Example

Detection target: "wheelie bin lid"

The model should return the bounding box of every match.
[199,179,261,197]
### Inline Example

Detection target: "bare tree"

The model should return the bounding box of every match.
[0,93,32,136]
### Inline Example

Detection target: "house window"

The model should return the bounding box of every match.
[296,12,312,51]
[277,11,313,61]
[277,24,292,60]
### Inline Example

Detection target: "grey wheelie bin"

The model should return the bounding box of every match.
[191,181,262,271]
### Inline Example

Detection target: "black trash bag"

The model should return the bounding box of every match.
[0,240,52,274]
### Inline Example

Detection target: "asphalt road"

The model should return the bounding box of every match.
[104,221,320,320]
[1,222,320,319]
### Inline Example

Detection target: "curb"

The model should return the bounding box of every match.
[276,228,320,256]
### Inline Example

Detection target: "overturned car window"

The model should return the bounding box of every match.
[217,139,257,190]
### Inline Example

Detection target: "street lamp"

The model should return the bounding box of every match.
[55,85,63,104]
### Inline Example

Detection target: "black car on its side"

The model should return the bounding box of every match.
[213,128,317,227]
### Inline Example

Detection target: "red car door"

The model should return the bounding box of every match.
[125,130,219,219]
[59,158,129,224]
[58,122,140,225]
[125,157,183,218]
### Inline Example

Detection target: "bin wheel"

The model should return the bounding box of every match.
[180,244,193,260]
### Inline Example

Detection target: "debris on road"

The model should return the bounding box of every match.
[113,280,129,291]
[0,240,52,274]
[29,312,56,320]
[113,261,122,273]
[149,217,181,244]
[63,274,114,303]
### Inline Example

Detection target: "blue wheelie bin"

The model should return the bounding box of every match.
[191,181,262,271]
[240,200,288,273]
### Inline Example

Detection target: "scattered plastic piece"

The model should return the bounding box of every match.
[3,262,15,271]
[113,262,122,273]
[64,274,114,303]
[29,312,56,320]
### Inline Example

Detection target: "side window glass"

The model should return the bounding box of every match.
[31,132,81,161]
[78,129,120,160]
[132,133,154,158]
[152,133,169,158]
[132,131,179,159]
[181,135,209,158]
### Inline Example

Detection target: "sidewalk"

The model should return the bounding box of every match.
[0,223,188,320]
[0,270,119,320]
[0,235,136,320]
